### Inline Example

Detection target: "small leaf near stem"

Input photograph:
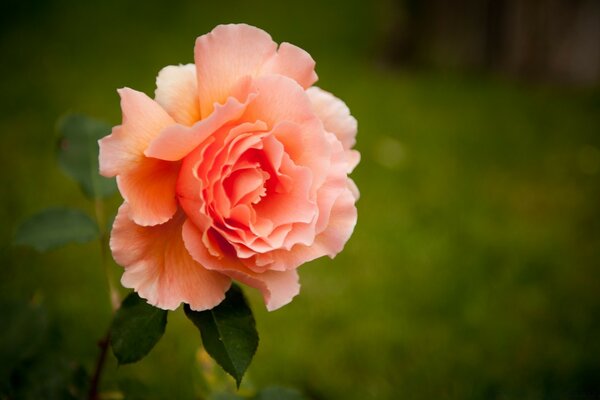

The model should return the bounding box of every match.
[184,284,258,388]
[14,207,99,252]
[57,114,117,200]
[110,292,168,365]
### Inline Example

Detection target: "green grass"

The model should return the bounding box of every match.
[2,1,600,399]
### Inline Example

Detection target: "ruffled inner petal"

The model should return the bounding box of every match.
[182,220,300,311]
[145,93,254,162]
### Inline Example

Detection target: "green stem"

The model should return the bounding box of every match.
[88,198,120,400]
[95,199,119,311]
[88,330,111,400]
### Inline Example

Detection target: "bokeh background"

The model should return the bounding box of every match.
[2,0,600,399]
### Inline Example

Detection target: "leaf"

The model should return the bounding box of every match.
[110,292,168,365]
[14,207,99,252]
[254,386,306,400]
[184,285,258,388]
[57,113,117,199]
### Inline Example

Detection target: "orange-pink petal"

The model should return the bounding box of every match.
[117,158,180,226]
[155,64,201,126]
[260,42,318,89]
[182,220,300,310]
[241,75,315,128]
[145,94,252,162]
[259,186,357,271]
[98,88,175,177]
[306,86,357,150]
[194,24,277,118]
[111,204,231,311]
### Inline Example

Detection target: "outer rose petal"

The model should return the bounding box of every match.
[195,24,277,117]
[226,269,300,312]
[155,64,201,126]
[194,24,319,118]
[111,204,231,311]
[99,88,179,226]
[306,86,357,150]
[310,186,358,257]
[117,158,180,226]
[260,42,318,89]
[241,75,315,127]
[182,220,300,311]
[98,88,175,177]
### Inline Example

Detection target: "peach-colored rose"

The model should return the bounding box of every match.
[99,24,359,311]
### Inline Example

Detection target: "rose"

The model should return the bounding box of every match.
[99,24,359,311]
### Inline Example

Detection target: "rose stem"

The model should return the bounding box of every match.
[88,198,120,399]
[95,198,120,310]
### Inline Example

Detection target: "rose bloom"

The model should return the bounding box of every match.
[99,24,359,311]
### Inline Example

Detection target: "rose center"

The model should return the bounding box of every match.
[223,165,270,206]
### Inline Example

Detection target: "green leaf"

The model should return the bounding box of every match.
[57,113,117,199]
[110,292,168,365]
[14,207,99,252]
[184,285,258,388]
[254,387,306,400]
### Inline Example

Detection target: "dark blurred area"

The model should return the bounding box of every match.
[383,0,600,85]
[1,1,599,399]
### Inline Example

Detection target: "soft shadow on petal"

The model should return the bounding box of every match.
[155,64,201,126]
[111,204,231,311]
[99,88,175,177]
[117,158,180,226]
[182,220,300,311]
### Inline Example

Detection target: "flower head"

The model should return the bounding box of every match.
[99,24,359,311]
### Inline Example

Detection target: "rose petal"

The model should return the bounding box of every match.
[306,86,357,151]
[176,121,269,228]
[155,64,201,126]
[182,220,300,310]
[347,177,360,200]
[311,186,358,257]
[194,24,277,117]
[145,94,252,161]
[261,42,318,89]
[241,75,316,128]
[111,203,231,311]
[99,88,175,177]
[346,149,361,173]
[226,268,300,312]
[117,157,180,226]
[259,186,357,271]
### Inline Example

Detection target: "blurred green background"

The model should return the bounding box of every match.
[1,1,600,399]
